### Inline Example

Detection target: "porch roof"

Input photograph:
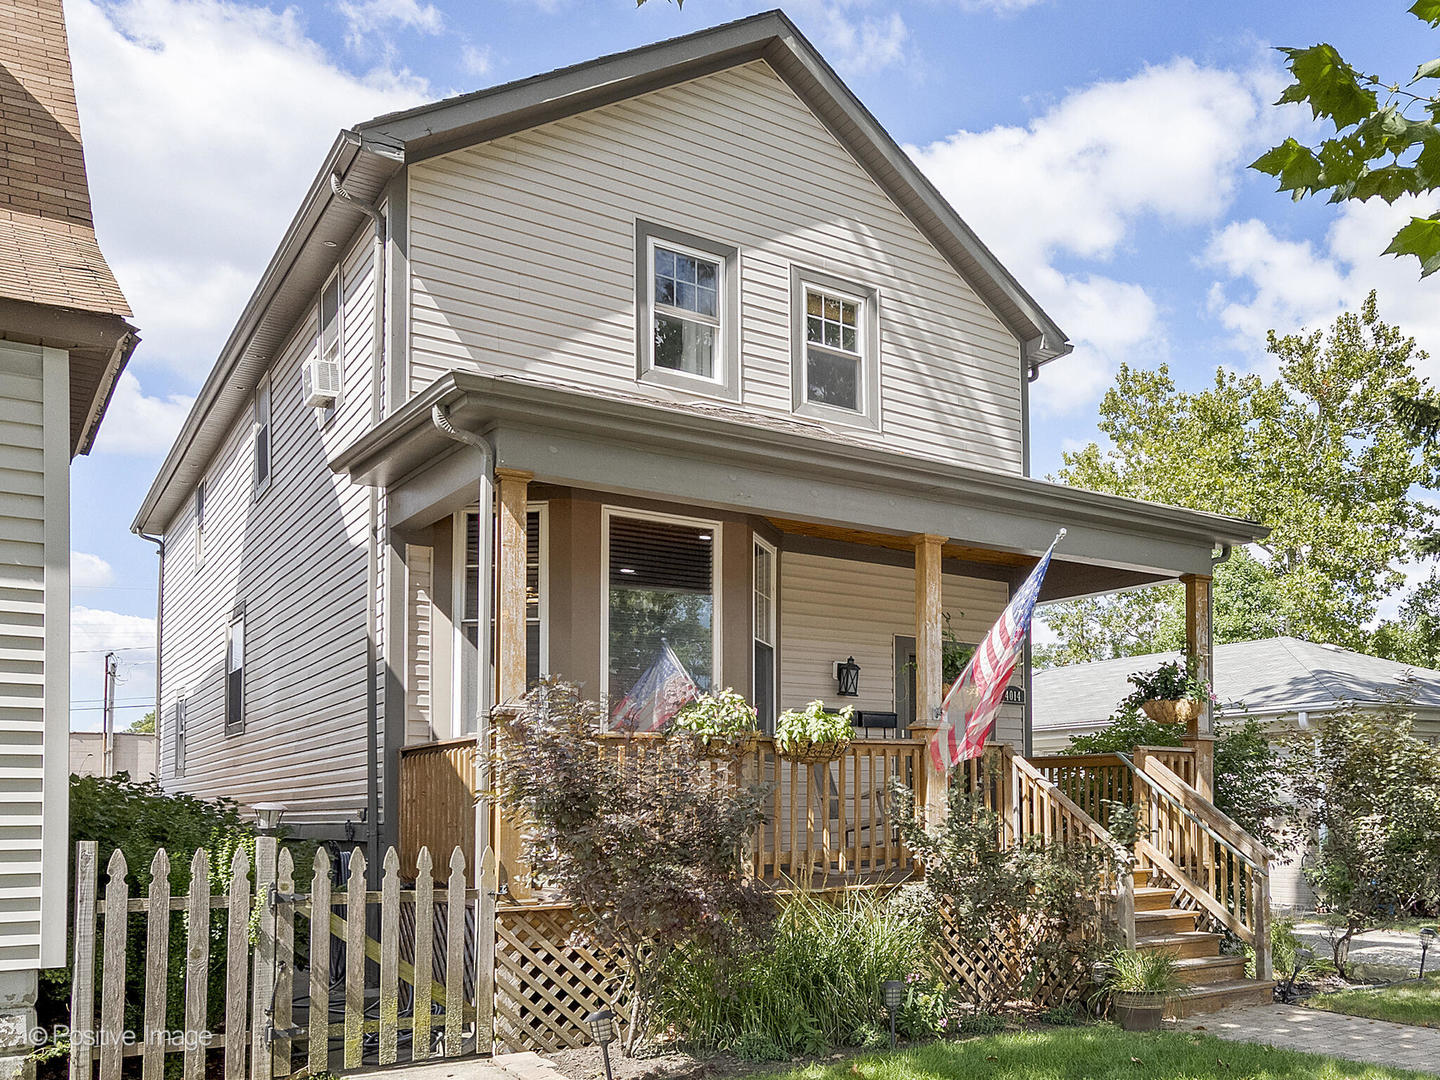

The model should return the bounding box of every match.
[332,371,1267,596]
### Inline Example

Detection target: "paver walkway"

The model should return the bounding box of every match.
[349,1051,571,1080]
[1176,1004,1440,1075]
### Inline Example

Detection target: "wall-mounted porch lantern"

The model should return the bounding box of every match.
[834,657,860,697]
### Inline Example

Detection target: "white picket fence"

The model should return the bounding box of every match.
[68,839,497,1080]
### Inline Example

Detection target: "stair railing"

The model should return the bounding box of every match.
[1119,751,1274,980]
[1009,750,1136,947]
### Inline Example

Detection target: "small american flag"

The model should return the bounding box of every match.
[610,642,699,732]
[930,530,1064,770]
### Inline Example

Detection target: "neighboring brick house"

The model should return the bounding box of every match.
[0,0,137,1072]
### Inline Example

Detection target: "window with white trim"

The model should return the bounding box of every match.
[253,377,271,493]
[791,267,881,429]
[194,481,206,567]
[753,537,776,731]
[635,221,740,400]
[225,611,245,736]
[602,508,719,706]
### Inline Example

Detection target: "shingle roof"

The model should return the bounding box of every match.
[0,0,130,318]
[1034,637,1440,734]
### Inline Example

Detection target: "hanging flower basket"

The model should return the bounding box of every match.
[775,701,854,764]
[694,731,759,760]
[776,737,848,765]
[1139,698,1204,726]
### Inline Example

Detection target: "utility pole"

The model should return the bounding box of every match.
[102,651,117,777]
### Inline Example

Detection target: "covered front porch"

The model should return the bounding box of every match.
[335,371,1264,890]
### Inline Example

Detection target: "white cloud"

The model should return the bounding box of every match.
[907,57,1279,416]
[1203,196,1440,382]
[68,0,433,374]
[951,0,1043,12]
[337,0,444,53]
[88,372,195,456]
[70,607,157,732]
[71,553,116,590]
[788,1,910,77]
[461,43,493,79]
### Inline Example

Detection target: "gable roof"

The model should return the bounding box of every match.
[1,0,137,453]
[134,10,1071,534]
[1033,637,1440,737]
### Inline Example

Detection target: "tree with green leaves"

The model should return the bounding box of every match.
[127,710,156,733]
[1370,572,1440,668]
[1251,1,1440,276]
[1043,295,1440,660]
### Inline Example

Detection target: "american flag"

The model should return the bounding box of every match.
[930,531,1064,770]
[610,642,699,732]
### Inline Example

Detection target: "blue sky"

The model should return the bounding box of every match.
[61,0,1438,729]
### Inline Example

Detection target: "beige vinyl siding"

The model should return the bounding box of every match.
[0,340,68,970]
[407,60,1024,473]
[778,552,1023,746]
[404,544,435,745]
[158,229,381,824]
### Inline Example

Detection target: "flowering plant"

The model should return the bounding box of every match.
[672,688,759,739]
[775,700,853,755]
[1124,655,1212,705]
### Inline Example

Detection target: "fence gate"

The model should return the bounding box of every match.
[68,839,496,1080]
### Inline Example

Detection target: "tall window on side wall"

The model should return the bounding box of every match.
[194,481,206,567]
[603,510,719,706]
[753,537,777,732]
[225,611,245,735]
[456,505,547,733]
[635,221,739,401]
[253,377,271,493]
[790,267,881,430]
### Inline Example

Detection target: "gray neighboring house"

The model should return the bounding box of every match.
[135,11,1265,891]
[0,0,137,1072]
[1033,637,1440,910]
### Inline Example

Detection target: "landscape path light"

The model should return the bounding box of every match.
[882,978,905,1048]
[1421,927,1437,978]
[587,1008,616,1080]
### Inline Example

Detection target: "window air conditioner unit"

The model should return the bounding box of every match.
[302,356,341,408]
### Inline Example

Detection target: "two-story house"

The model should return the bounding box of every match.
[135,12,1264,888]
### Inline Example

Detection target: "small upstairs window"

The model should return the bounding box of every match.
[791,267,881,430]
[303,269,343,416]
[635,221,739,401]
[253,377,271,493]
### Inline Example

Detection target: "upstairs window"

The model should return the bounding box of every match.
[253,377,271,493]
[312,269,343,421]
[791,267,881,430]
[635,221,739,401]
[753,537,776,732]
[225,610,245,735]
[194,481,206,567]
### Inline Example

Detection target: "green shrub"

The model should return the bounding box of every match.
[651,886,936,1057]
[775,701,854,754]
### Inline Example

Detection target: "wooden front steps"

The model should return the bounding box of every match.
[1127,868,1273,1017]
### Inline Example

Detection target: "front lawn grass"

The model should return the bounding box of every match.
[1308,973,1440,1028]
[756,1026,1426,1080]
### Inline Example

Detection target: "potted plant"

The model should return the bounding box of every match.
[1099,947,1183,1031]
[671,688,759,758]
[775,700,854,763]
[1125,655,1212,726]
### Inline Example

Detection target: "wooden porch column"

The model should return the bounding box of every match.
[494,467,532,896]
[913,534,947,827]
[496,468,533,704]
[1181,573,1216,801]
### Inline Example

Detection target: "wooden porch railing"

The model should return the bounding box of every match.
[1127,751,1274,979]
[1025,753,1136,833]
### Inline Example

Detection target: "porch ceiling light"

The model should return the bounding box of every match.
[252,802,287,835]
[835,656,860,697]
